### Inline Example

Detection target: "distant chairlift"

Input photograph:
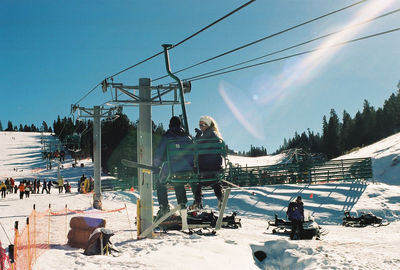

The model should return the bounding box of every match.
[64,133,82,152]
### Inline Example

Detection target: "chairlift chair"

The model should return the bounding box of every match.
[64,133,82,152]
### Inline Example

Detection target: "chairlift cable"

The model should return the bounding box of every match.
[186,27,400,82]
[183,8,400,81]
[152,0,369,82]
[171,0,256,49]
[105,0,256,80]
[73,83,101,107]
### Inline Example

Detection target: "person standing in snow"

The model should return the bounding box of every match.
[286,196,304,240]
[25,181,31,198]
[5,178,10,194]
[36,179,41,193]
[18,182,25,200]
[58,176,64,193]
[0,181,7,198]
[41,180,48,194]
[153,116,194,220]
[10,177,15,194]
[190,115,224,210]
[47,180,53,194]
[33,179,37,194]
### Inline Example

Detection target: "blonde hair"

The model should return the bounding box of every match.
[200,115,222,139]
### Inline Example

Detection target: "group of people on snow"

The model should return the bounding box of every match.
[154,115,225,220]
[0,177,74,199]
[0,177,15,197]
[42,150,66,162]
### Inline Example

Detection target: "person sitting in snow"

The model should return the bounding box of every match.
[286,195,304,240]
[64,181,71,193]
[153,116,194,220]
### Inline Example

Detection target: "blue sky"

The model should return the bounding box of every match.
[1,0,399,152]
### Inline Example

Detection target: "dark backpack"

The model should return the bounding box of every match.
[84,228,115,256]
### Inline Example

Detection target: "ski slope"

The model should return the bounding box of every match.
[0,131,399,270]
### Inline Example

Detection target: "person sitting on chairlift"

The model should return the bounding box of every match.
[153,116,194,220]
[190,115,224,210]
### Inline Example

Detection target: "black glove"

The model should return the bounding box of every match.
[194,128,202,138]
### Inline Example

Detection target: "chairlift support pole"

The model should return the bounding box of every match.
[71,105,120,210]
[93,106,102,209]
[136,78,153,235]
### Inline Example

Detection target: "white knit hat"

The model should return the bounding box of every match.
[199,116,212,126]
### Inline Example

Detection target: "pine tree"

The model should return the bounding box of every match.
[6,121,13,131]
[340,110,353,151]
[42,121,49,132]
[323,109,341,159]
[362,100,376,145]
[0,121,3,131]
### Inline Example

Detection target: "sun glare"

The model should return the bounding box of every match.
[219,81,265,140]
[218,0,395,140]
[261,0,396,104]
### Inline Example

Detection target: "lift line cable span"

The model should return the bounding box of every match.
[183,8,400,82]
[105,0,256,80]
[152,0,369,82]
[186,27,400,82]
[73,83,101,107]
[73,0,255,107]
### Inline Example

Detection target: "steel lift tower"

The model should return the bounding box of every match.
[102,44,191,237]
[71,105,121,209]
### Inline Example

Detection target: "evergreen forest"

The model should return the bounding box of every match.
[1,87,400,163]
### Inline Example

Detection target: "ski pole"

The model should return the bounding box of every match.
[0,223,11,245]
[221,179,256,195]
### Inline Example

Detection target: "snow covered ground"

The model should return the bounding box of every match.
[0,131,399,270]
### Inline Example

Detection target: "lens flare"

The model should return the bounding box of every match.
[219,81,265,140]
[257,0,395,105]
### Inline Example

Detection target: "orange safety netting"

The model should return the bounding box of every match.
[0,241,11,270]
[14,210,50,270]
[12,205,131,270]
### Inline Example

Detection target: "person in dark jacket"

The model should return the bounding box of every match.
[36,179,41,193]
[190,115,224,210]
[154,116,194,220]
[286,196,304,240]
[47,180,53,194]
[42,180,48,194]
[78,174,85,193]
